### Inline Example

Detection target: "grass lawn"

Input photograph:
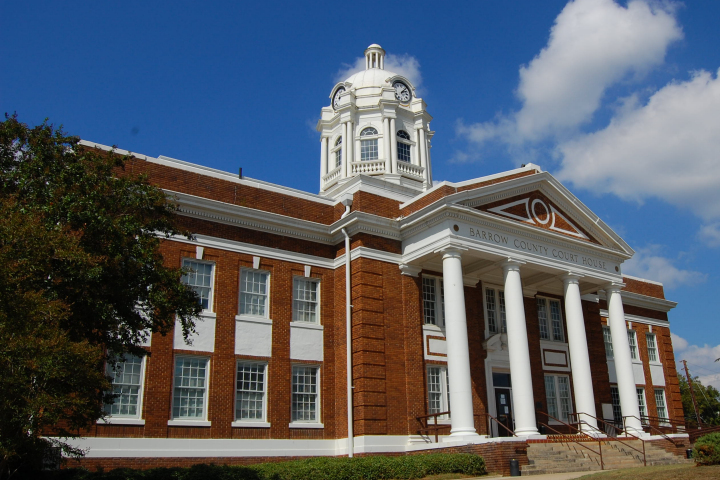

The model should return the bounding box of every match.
[579,463,720,479]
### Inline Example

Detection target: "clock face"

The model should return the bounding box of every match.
[393,81,411,103]
[333,87,345,110]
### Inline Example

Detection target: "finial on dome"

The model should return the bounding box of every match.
[364,44,385,70]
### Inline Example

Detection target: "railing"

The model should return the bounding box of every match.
[321,166,341,189]
[537,410,605,470]
[638,414,720,442]
[396,161,425,180]
[416,411,451,443]
[351,160,386,175]
[569,412,647,467]
[482,412,516,438]
[623,415,684,448]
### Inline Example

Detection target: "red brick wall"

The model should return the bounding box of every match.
[622,277,665,299]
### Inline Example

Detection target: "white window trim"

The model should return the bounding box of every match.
[101,354,147,423]
[238,267,271,319]
[331,136,342,169]
[359,127,380,162]
[646,332,662,365]
[536,296,566,343]
[602,325,614,359]
[292,276,321,324]
[545,374,573,425]
[637,387,648,425]
[170,355,211,423]
[289,364,322,427]
[654,388,670,425]
[234,361,269,427]
[182,258,216,313]
[426,365,451,424]
[422,275,445,329]
[483,283,507,337]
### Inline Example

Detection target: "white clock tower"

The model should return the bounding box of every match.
[317,44,434,197]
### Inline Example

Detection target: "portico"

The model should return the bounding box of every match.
[399,171,645,439]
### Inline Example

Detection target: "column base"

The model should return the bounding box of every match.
[443,433,483,443]
[514,427,541,437]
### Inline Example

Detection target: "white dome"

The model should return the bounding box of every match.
[343,68,400,89]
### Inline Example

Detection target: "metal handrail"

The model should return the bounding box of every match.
[480,412,517,438]
[536,410,604,470]
[569,412,646,467]
[623,415,684,447]
[416,411,451,443]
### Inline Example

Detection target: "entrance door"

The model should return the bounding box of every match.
[494,388,513,437]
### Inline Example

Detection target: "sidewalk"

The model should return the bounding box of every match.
[480,471,599,479]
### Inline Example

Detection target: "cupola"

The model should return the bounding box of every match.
[317,45,434,198]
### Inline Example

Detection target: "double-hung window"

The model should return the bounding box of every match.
[291,365,320,423]
[646,333,659,363]
[360,127,379,161]
[422,276,445,327]
[239,268,270,317]
[628,330,639,360]
[293,277,320,323]
[637,388,648,424]
[602,326,614,359]
[610,386,622,425]
[485,287,507,334]
[545,375,572,422]
[427,366,450,419]
[537,297,564,341]
[333,137,342,168]
[654,389,669,423]
[397,130,411,163]
[182,259,215,312]
[236,362,267,422]
[172,356,209,420]
[105,354,144,418]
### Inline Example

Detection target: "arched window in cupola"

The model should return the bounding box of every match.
[333,137,342,168]
[360,127,379,161]
[397,130,411,163]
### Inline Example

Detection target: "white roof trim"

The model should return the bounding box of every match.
[78,139,336,206]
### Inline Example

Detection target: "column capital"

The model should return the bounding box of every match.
[399,264,422,277]
[603,282,626,294]
[500,258,526,273]
[561,273,584,286]
[434,245,467,260]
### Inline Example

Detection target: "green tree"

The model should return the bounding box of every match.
[678,374,720,426]
[0,115,201,478]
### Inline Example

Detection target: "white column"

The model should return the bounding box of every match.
[340,122,348,179]
[390,118,397,174]
[606,283,644,435]
[347,121,354,165]
[502,260,539,436]
[320,136,328,189]
[383,118,391,173]
[441,248,480,439]
[562,274,599,434]
[425,135,433,185]
[418,127,428,186]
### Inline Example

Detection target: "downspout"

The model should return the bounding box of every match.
[340,200,354,457]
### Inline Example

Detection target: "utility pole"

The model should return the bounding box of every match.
[683,360,702,428]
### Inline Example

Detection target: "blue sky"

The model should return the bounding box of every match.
[3,0,719,386]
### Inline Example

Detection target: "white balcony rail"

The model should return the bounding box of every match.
[397,161,425,180]
[322,166,341,188]
[351,160,386,175]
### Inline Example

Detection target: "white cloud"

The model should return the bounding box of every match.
[335,53,423,92]
[457,0,682,146]
[671,333,720,390]
[622,245,707,289]
[556,69,720,220]
[698,223,720,248]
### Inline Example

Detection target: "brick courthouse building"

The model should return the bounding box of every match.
[71,45,684,468]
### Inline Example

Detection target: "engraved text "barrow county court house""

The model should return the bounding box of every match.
[467,227,609,271]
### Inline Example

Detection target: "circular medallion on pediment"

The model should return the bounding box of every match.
[531,199,550,224]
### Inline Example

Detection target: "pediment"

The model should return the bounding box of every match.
[479,191,599,244]
[453,173,633,256]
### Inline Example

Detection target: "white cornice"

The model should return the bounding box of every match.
[599,310,671,328]
[598,290,677,313]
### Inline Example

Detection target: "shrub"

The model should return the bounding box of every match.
[693,432,720,466]
[33,453,486,480]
